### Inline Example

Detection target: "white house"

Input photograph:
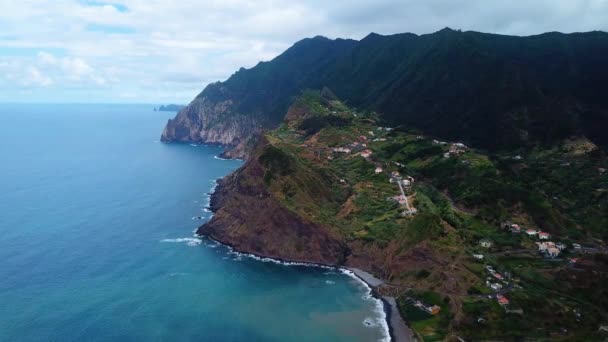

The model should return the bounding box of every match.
[375,166,383,174]
[539,232,551,240]
[480,239,493,248]
[490,283,503,291]
[473,254,484,260]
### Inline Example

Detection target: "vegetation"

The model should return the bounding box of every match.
[254,91,608,340]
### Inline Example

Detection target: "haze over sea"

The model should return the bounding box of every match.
[0,104,387,342]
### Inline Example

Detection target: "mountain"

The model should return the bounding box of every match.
[162,28,608,155]
[198,91,608,340]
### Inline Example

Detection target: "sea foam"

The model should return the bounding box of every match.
[160,237,202,246]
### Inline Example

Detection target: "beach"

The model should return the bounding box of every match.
[348,268,416,342]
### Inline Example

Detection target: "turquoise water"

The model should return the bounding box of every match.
[0,104,388,341]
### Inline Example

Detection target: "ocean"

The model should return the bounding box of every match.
[0,104,388,341]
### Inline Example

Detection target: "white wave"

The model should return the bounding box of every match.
[190,143,198,147]
[169,272,189,277]
[339,269,391,342]
[325,280,336,285]
[214,155,230,161]
[160,237,202,246]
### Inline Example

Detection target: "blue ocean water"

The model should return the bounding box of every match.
[0,104,388,341]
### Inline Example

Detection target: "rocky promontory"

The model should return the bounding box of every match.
[197,136,349,265]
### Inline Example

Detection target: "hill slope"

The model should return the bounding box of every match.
[162,28,608,153]
[199,91,608,341]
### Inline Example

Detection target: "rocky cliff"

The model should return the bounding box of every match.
[161,83,263,149]
[197,136,349,265]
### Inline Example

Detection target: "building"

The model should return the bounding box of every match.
[361,149,373,158]
[496,295,510,306]
[375,166,383,174]
[539,232,551,239]
[490,283,503,291]
[443,152,450,159]
[526,229,538,236]
[509,224,521,233]
[572,243,582,250]
[414,300,441,315]
[480,239,493,248]
[332,147,351,153]
[426,305,441,315]
[547,247,560,258]
[473,254,484,260]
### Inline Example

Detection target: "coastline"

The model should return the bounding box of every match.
[199,233,414,342]
[197,158,414,341]
[347,268,416,342]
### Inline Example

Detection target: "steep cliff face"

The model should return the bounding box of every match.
[161,84,263,147]
[161,36,357,151]
[197,137,349,265]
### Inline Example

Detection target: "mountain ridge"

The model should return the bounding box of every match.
[161,28,608,155]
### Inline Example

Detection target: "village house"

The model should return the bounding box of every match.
[359,135,367,141]
[599,168,606,174]
[375,166,383,174]
[547,247,560,258]
[526,229,538,236]
[496,294,510,306]
[443,152,451,159]
[368,131,375,136]
[332,147,351,153]
[572,243,582,250]
[402,208,418,216]
[503,223,521,233]
[556,242,567,250]
[360,149,373,158]
[480,239,493,248]
[473,254,484,260]
[402,176,414,188]
[414,300,441,315]
[487,282,503,291]
[539,232,551,240]
[492,273,504,281]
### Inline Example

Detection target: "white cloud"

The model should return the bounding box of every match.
[0,0,606,102]
[22,66,53,87]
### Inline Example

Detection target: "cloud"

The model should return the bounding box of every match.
[0,0,606,103]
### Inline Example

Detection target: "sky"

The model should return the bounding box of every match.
[0,0,607,103]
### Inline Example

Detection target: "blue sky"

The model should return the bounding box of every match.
[1,0,607,104]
